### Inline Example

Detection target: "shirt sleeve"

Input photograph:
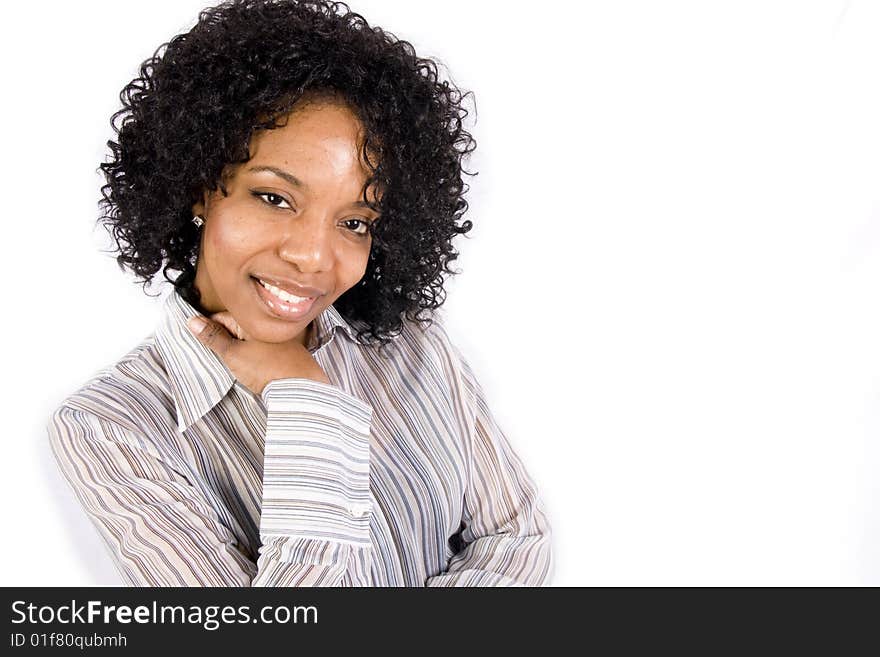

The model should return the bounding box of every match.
[424,338,554,587]
[47,378,373,587]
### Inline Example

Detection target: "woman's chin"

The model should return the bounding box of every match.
[245,317,310,345]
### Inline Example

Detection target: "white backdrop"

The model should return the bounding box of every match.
[1,0,878,586]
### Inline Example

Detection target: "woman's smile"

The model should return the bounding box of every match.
[251,275,319,322]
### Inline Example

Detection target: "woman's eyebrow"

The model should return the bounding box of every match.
[249,164,378,211]
[247,165,307,190]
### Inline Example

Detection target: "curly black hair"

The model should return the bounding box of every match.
[99,0,476,346]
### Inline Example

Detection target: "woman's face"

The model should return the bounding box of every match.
[192,99,378,345]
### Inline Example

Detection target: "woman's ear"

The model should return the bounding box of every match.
[191,190,209,218]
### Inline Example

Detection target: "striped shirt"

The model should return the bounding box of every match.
[47,288,553,586]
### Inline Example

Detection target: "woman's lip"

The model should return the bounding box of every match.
[251,276,317,321]
[252,274,326,298]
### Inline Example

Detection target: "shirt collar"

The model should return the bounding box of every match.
[155,287,359,432]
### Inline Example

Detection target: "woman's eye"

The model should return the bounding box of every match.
[342,218,371,236]
[253,191,292,209]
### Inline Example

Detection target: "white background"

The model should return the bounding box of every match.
[1,0,878,586]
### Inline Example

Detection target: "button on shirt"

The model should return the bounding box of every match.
[48,289,553,586]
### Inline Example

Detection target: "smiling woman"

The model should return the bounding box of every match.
[46,0,552,587]
[192,96,379,345]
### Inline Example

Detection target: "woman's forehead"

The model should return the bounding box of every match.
[245,102,377,181]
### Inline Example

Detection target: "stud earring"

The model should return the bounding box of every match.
[192,215,205,228]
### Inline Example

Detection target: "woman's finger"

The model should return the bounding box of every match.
[210,311,246,340]
[186,316,235,357]
[210,311,248,340]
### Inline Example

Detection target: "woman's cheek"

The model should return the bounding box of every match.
[211,213,260,261]
[343,243,371,287]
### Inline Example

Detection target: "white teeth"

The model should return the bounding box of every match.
[258,279,310,304]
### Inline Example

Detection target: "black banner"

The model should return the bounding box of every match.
[0,587,872,651]
[1,587,580,650]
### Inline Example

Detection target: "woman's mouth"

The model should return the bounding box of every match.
[251,276,318,321]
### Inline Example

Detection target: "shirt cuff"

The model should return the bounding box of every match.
[259,378,373,546]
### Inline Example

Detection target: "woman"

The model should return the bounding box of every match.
[48,0,552,586]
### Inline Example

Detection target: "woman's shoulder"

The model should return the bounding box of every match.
[377,310,459,357]
[364,311,469,390]
[47,333,173,437]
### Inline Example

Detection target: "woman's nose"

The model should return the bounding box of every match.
[277,213,334,273]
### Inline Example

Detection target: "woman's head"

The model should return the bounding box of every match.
[193,93,379,345]
[100,0,475,345]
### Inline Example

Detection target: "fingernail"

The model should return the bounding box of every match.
[187,317,207,335]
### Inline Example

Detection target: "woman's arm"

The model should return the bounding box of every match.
[424,332,554,587]
[47,378,373,586]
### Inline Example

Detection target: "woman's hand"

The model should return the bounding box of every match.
[186,312,331,395]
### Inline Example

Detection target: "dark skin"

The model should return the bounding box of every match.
[186,97,380,395]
